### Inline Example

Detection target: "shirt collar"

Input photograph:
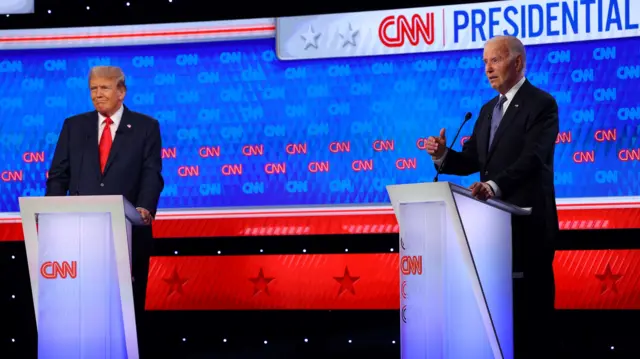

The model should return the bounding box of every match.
[98,105,124,127]
[502,76,526,101]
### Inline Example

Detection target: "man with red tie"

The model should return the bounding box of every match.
[46,65,164,357]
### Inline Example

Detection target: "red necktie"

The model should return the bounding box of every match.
[99,117,113,174]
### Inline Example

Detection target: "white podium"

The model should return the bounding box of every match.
[18,195,145,359]
[387,182,531,359]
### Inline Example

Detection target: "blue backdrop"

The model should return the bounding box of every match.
[0,36,637,212]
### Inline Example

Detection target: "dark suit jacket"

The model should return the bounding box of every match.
[46,105,164,216]
[438,79,560,248]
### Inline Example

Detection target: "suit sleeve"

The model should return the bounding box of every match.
[492,97,559,199]
[434,112,483,176]
[45,118,71,196]
[135,119,164,216]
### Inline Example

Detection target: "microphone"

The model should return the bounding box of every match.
[433,112,473,182]
[74,134,91,196]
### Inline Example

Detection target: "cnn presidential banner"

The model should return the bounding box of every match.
[276,0,639,59]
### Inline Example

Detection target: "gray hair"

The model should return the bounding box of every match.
[88,66,127,90]
[487,35,527,73]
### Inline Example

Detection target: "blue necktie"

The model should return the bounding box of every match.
[489,95,508,147]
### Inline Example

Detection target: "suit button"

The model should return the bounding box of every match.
[100,183,104,187]
[484,171,489,176]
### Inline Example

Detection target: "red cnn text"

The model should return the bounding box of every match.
[401,256,422,275]
[308,161,330,173]
[23,151,45,163]
[178,166,199,177]
[41,261,77,279]
[265,162,286,174]
[221,164,243,175]
[373,140,394,152]
[285,143,307,155]
[379,13,435,47]
[329,141,350,153]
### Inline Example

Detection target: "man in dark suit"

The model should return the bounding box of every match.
[45,65,164,357]
[426,36,559,358]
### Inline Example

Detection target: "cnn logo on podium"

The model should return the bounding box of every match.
[40,261,77,279]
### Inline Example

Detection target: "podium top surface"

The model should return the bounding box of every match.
[18,195,146,226]
[386,182,532,216]
[449,183,531,215]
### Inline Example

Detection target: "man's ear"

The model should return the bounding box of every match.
[118,88,126,101]
[515,55,524,73]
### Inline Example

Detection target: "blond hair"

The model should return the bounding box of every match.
[88,66,127,90]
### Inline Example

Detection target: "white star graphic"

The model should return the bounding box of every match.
[300,26,321,50]
[338,23,359,47]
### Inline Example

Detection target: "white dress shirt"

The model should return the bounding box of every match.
[433,76,527,198]
[98,105,124,143]
[496,76,526,118]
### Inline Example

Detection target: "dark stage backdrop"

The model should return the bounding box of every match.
[1,229,640,358]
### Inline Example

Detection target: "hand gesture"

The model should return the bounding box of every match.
[426,128,447,159]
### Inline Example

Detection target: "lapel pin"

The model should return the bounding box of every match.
[127,124,132,128]
[514,104,519,108]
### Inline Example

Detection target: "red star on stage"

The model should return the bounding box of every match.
[334,266,360,296]
[249,268,275,296]
[163,267,188,296]
[595,263,622,294]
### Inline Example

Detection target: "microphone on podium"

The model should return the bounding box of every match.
[433,112,473,183]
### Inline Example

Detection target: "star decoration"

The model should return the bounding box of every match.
[163,267,188,296]
[300,25,321,50]
[595,263,622,294]
[338,23,359,47]
[249,267,275,296]
[334,266,360,296]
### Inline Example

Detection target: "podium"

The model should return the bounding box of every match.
[386,182,531,359]
[18,195,145,359]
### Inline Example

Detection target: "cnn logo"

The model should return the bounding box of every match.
[40,261,77,279]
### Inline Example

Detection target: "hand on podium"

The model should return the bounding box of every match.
[470,182,495,201]
[426,128,447,160]
[136,207,152,225]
